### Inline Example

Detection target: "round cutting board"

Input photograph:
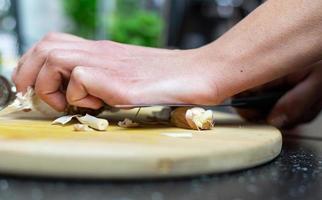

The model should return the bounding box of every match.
[0,108,282,179]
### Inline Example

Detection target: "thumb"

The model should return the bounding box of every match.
[66,66,104,109]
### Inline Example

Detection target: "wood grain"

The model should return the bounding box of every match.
[0,108,282,179]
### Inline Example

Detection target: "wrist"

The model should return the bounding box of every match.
[175,48,225,105]
[196,40,282,101]
[191,45,239,103]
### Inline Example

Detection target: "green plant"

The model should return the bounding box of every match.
[63,0,164,47]
[109,10,163,47]
[63,0,98,39]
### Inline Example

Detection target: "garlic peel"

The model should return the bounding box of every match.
[52,115,78,125]
[0,87,63,118]
[53,114,109,131]
[0,87,34,116]
[118,118,139,128]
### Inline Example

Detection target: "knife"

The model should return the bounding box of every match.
[110,91,286,109]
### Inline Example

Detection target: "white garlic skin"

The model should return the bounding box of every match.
[118,118,139,128]
[73,124,94,132]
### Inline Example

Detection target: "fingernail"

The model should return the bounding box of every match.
[268,114,288,128]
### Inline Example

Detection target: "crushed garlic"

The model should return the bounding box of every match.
[118,118,139,128]
[0,87,62,118]
[0,87,34,116]
[170,107,214,130]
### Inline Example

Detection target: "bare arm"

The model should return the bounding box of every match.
[200,0,322,100]
[12,0,322,117]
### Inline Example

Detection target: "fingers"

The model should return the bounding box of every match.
[66,66,134,109]
[14,41,96,92]
[34,50,101,111]
[13,32,86,92]
[66,67,103,109]
[267,68,322,128]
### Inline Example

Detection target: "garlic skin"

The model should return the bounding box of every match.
[171,107,214,130]
[118,118,139,128]
[77,114,109,131]
[73,124,94,132]
[0,87,37,116]
[52,115,77,125]
[170,107,192,129]
[52,114,109,131]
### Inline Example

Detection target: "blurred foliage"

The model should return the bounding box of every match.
[110,11,163,47]
[114,0,140,16]
[63,0,97,39]
[110,0,163,47]
[63,0,163,47]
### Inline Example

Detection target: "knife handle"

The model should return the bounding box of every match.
[231,91,286,109]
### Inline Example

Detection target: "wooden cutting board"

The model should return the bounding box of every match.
[0,108,282,179]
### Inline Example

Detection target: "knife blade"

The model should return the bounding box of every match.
[111,91,286,109]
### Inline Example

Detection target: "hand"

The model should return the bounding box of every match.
[12,32,220,112]
[235,61,322,129]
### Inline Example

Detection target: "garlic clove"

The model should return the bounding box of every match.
[73,124,94,132]
[76,114,109,131]
[170,107,193,129]
[171,107,214,130]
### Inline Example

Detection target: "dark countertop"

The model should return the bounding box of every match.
[0,132,322,200]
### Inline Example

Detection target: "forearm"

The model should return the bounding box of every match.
[199,0,322,99]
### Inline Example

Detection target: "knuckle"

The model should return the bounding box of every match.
[71,66,85,81]
[43,32,59,41]
[33,42,49,54]
[46,50,62,68]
